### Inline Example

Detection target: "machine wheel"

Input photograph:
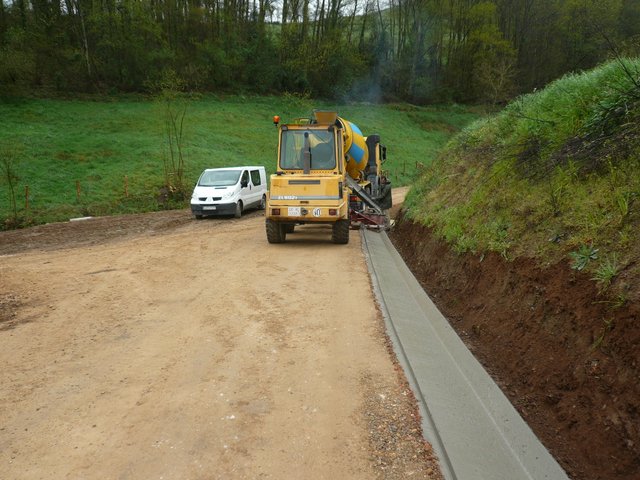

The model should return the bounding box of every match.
[266,219,286,243]
[284,223,295,233]
[259,195,266,210]
[378,183,393,210]
[331,219,350,244]
[234,201,243,218]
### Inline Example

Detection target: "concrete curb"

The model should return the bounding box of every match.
[361,229,569,480]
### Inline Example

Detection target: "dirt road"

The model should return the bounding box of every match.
[1,192,439,479]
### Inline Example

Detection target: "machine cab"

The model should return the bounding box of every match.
[278,125,343,174]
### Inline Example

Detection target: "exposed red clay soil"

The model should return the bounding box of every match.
[390,214,640,480]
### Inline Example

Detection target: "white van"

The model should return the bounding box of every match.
[190,166,267,219]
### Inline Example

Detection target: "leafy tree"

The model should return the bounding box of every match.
[0,0,638,103]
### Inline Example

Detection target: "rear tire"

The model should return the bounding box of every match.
[234,201,243,218]
[259,195,266,210]
[331,219,350,244]
[266,219,286,243]
[378,183,393,210]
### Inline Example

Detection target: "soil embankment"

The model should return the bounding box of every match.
[390,215,640,480]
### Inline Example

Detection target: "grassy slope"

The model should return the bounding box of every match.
[0,95,478,227]
[404,58,640,297]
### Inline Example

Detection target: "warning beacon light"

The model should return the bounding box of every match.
[273,115,280,127]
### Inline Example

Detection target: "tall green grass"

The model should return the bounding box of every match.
[405,58,640,287]
[0,94,478,227]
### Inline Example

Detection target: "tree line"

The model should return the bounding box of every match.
[1,0,639,103]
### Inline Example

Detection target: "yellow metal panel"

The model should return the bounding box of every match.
[313,111,338,124]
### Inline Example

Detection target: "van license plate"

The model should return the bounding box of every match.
[203,206,217,210]
[288,207,301,216]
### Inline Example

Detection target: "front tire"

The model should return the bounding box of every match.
[234,201,243,218]
[266,219,286,243]
[259,195,266,210]
[331,219,350,244]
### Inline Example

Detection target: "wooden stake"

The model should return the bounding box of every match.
[76,180,81,201]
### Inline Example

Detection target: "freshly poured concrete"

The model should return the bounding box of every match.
[362,230,569,480]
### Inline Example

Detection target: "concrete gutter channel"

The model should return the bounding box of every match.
[362,230,570,480]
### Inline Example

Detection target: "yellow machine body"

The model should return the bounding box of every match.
[267,119,349,224]
[265,110,390,244]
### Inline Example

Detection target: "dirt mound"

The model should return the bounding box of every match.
[390,215,640,480]
[0,209,195,255]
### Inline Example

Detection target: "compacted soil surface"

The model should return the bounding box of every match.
[0,205,441,480]
[391,215,640,480]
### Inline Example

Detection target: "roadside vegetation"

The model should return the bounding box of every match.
[404,57,640,298]
[0,95,479,229]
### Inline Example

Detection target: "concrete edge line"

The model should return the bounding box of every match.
[360,229,457,480]
[361,229,570,480]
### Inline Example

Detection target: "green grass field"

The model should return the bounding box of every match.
[0,95,479,228]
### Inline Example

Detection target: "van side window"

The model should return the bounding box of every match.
[250,170,261,186]
[241,170,249,186]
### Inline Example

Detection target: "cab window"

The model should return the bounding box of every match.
[280,130,336,170]
[250,170,261,186]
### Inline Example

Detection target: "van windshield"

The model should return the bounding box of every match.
[198,170,241,187]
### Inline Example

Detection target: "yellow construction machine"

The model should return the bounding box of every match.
[265,110,392,244]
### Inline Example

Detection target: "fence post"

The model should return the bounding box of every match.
[76,180,81,201]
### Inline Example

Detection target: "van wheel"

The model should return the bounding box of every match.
[234,201,243,218]
[259,195,266,210]
[331,219,350,244]
[266,219,286,243]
